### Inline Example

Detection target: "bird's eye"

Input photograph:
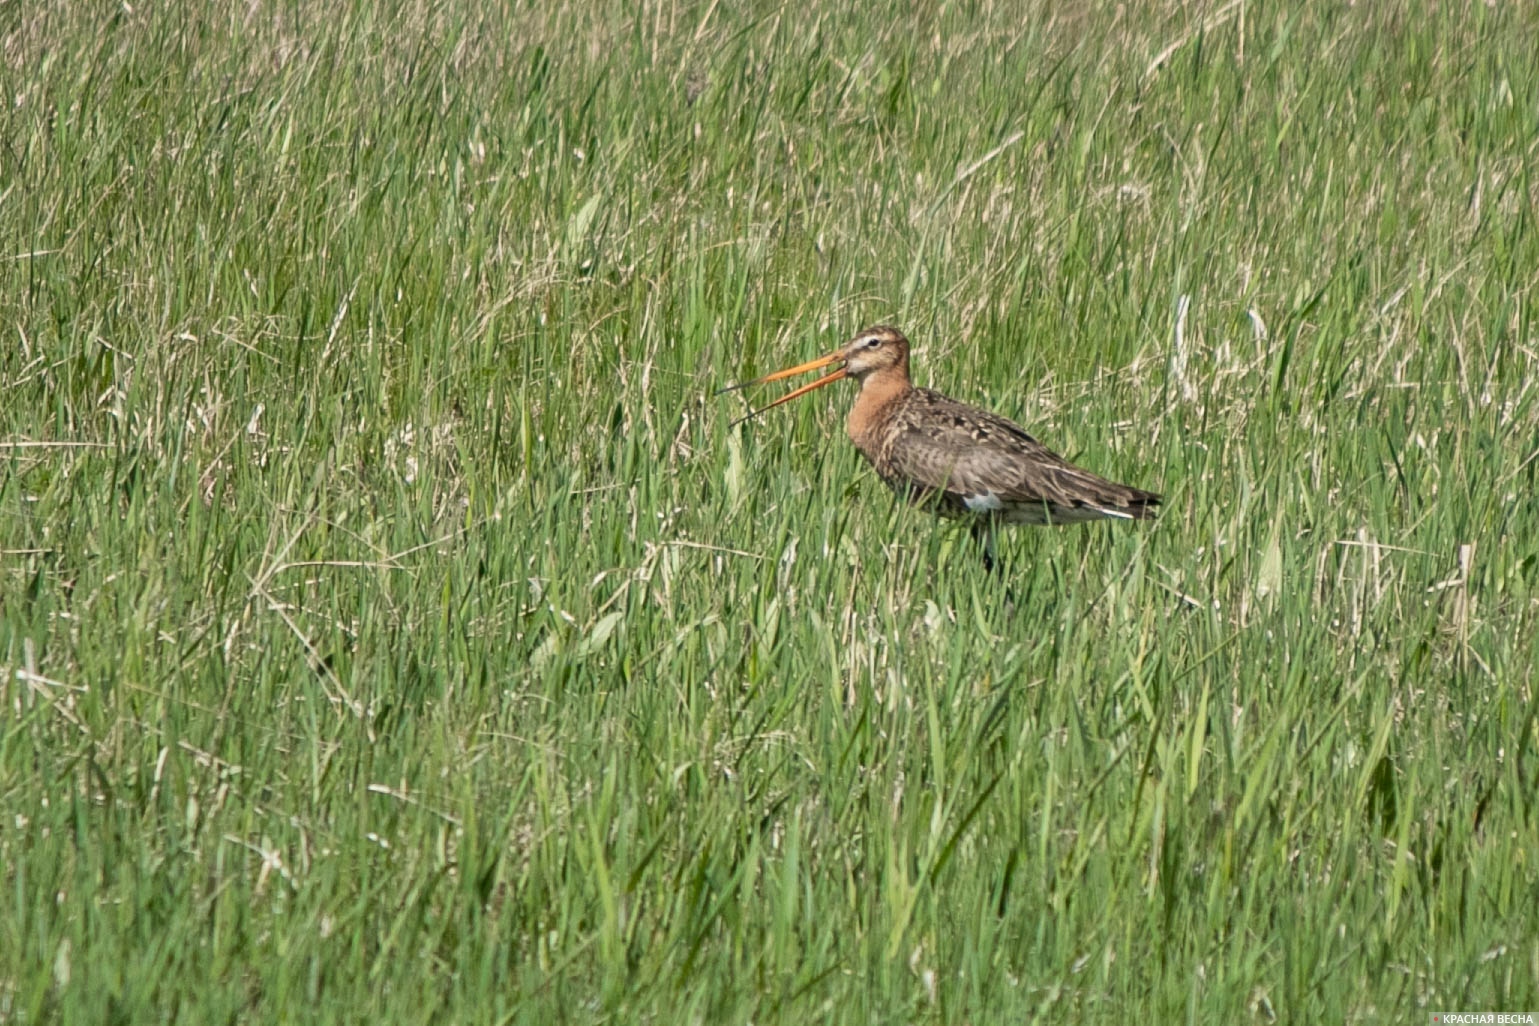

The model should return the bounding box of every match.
[865,337,880,349]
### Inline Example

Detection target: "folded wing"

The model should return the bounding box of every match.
[877,391,1160,524]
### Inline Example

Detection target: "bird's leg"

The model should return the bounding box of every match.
[967,516,1019,612]
[970,517,999,574]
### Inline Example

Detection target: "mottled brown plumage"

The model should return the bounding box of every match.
[721,326,1159,556]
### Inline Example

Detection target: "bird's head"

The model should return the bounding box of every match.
[838,325,910,381]
[717,325,913,426]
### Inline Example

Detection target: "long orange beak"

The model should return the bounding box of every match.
[717,351,848,427]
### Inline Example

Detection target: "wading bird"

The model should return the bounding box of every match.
[719,326,1160,571]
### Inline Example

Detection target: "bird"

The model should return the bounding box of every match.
[718,325,1160,571]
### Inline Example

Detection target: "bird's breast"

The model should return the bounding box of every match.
[845,399,884,462]
[845,377,910,458]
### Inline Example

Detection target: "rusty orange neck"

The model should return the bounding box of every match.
[846,367,912,447]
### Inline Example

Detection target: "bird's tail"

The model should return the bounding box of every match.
[1122,489,1161,520]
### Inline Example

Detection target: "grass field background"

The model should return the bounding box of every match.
[3,1,1538,1021]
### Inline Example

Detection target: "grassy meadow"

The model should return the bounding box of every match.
[4,0,1539,1021]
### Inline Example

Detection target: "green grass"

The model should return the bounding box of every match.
[3,0,1538,1021]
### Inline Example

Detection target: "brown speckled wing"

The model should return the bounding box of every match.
[874,390,1160,523]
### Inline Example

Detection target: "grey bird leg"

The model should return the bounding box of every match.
[970,517,999,574]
